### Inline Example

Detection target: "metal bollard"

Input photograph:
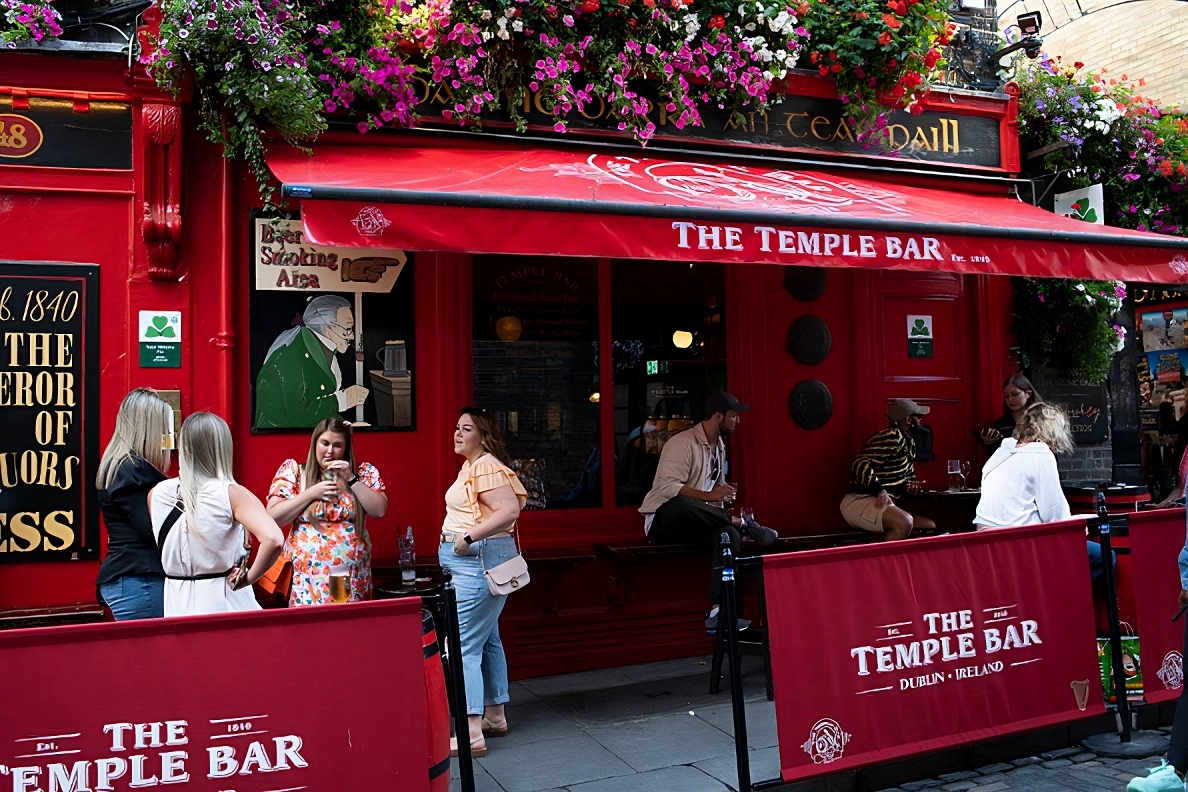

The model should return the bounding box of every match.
[720,533,752,792]
[1096,491,1131,743]
[442,569,477,792]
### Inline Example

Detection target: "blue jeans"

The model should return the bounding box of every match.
[439,535,516,716]
[99,574,164,620]
[1087,540,1116,586]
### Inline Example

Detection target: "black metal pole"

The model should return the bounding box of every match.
[442,569,476,792]
[720,532,752,792]
[1097,492,1131,743]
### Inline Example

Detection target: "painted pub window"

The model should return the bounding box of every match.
[249,215,415,432]
[0,262,100,561]
[611,261,727,507]
[472,256,601,509]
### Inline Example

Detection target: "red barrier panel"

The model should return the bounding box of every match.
[764,520,1104,783]
[0,599,430,791]
[1130,507,1187,705]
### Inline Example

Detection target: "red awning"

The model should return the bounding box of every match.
[267,135,1188,282]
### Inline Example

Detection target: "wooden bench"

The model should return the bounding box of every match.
[0,603,106,631]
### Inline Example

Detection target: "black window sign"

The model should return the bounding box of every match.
[0,263,100,562]
[1045,384,1109,445]
[0,97,132,170]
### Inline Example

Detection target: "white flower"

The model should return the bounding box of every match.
[497,27,510,38]
[512,18,522,30]
[744,21,756,30]
[775,49,786,61]
[504,7,515,16]
[683,12,700,39]
[481,9,492,19]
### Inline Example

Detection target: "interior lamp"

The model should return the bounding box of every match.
[672,330,694,349]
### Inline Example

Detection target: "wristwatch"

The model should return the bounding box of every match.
[346,475,360,488]
[462,534,474,545]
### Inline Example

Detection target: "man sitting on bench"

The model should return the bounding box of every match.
[640,391,777,631]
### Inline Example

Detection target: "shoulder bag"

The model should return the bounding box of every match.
[481,530,530,596]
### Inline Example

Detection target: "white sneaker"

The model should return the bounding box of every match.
[1127,761,1185,792]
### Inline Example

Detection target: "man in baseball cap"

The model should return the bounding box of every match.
[640,391,777,632]
[838,398,937,541]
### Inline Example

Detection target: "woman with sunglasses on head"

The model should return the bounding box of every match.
[95,388,176,620]
[440,408,527,758]
[266,418,388,606]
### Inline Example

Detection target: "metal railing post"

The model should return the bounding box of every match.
[1096,492,1131,743]
[720,532,752,792]
[442,569,476,792]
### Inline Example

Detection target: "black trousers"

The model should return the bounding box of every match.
[648,495,741,605]
[1169,617,1188,772]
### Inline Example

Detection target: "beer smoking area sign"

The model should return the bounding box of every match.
[0,262,100,562]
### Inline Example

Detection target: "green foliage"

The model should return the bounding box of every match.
[1017,278,1127,384]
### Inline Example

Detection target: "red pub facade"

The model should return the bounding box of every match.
[2,41,1186,679]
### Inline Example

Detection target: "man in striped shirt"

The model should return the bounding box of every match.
[839,398,937,541]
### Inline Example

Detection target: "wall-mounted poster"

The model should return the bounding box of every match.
[1140,307,1188,353]
[249,215,415,432]
[0,262,100,562]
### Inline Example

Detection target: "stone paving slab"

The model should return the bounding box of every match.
[564,764,731,792]
[582,711,737,772]
[691,698,780,749]
[476,732,635,792]
[693,745,781,789]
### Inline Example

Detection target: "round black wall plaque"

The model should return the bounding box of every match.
[782,267,827,302]
[786,315,832,365]
[788,380,833,430]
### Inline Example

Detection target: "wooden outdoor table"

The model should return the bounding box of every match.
[897,489,981,535]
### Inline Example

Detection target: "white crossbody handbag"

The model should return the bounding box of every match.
[480,530,530,596]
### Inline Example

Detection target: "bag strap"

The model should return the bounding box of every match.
[156,498,185,554]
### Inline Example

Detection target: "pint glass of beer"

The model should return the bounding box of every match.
[328,564,351,604]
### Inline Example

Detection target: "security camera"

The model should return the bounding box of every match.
[1017,11,1042,35]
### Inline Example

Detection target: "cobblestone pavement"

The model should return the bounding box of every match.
[877,740,1173,792]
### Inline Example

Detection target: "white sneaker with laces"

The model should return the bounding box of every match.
[1126,761,1185,792]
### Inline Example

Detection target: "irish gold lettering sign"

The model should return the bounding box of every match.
[0,263,99,561]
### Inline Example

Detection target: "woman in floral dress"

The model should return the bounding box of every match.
[266,418,388,606]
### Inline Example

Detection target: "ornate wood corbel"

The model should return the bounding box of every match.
[135,5,184,281]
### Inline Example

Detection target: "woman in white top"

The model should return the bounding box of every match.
[149,412,284,617]
[975,402,1074,530]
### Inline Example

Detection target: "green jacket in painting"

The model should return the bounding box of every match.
[255,327,341,429]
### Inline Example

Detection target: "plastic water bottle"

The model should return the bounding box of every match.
[400,526,416,585]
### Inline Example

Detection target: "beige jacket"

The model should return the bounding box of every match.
[639,423,726,517]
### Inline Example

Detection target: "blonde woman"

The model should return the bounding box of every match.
[975,402,1075,529]
[441,408,527,758]
[95,388,176,620]
[148,412,284,617]
[975,402,1113,583]
[266,418,388,606]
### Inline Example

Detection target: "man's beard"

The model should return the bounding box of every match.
[719,422,733,439]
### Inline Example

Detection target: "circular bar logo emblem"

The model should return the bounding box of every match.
[0,113,44,158]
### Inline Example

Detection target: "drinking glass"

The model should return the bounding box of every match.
[740,506,754,526]
[328,564,351,604]
[946,460,962,492]
[960,461,971,490]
